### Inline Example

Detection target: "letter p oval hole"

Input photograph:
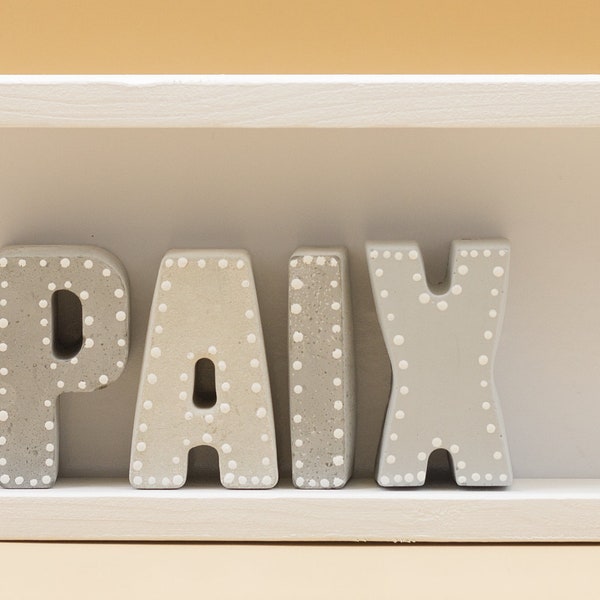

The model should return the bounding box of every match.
[0,246,130,488]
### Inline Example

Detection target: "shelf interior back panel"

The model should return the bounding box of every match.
[0,127,599,481]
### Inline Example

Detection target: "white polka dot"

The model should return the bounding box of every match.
[458,265,469,275]
[64,280,72,288]
[418,452,427,461]
[437,301,448,311]
[44,421,54,430]
[334,400,343,410]
[241,280,250,288]
[470,250,479,258]
[332,324,341,333]
[251,382,262,394]
[457,461,466,469]
[379,475,390,485]
[292,360,302,371]
[472,473,481,482]
[480,380,488,388]
[78,381,86,390]
[117,339,126,347]
[57,380,64,389]
[408,250,418,260]
[333,377,342,387]
[487,424,496,434]
[151,347,161,358]
[393,335,404,346]
[333,455,344,466]
[60,258,70,268]
[292,331,304,343]
[398,360,408,370]
[293,414,302,423]
[386,455,396,464]
[412,273,422,282]
[250,358,259,368]
[202,433,213,444]
[494,451,503,460]
[208,345,217,355]
[217,361,226,372]
[330,280,338,289]
[334,428,344,439]
[303,256,314,264]
[177,257,188,268]
[260,434,269,442]
[41,475,52,485]
[158,303,167,313]
[432,437,442,448]
[417,471,426,482]
[295,460,304,469]
[332,348,342,359]
[499,474,508,482]
[493,266,504,277]
[256,407,267,418]
[369,250,379,259]
[147,373,157,384]
[379,290,388,300]
[457,476,467,484]
[331,301,341,310]
[0,437,5,445]
[218,259,228,269]
[42,337,50,345]
[451,284,462,295]
[491,288,499,296]
[484,250,492,258]
[197,259,206,268]
[84,260,93,269]
[394,252,403,260]
[482,401,491,410]
[247,333,256,344]
[80,291,89,300]
[136,442,146,452]
[38,300,48,309]
[291,303,302,314]
[294,439,303,447]
[132,461,143,471]
[450,444,460,454]
[0,475,9,484]
[404,473,415,483]
[293,384,303,394]
[116,311,126,322]
[478,355,489,366]
[47,282,56,291]
[221,381,230,392]
[46,443,54,452]
[84,316,94,326]
[139,424,148,433]
[0,368,6,375]
[161,280,172,291]
[387,313,395,321]
[178,391,187,401]
[400,386,409,395]
[484,330,493,340]
[0,410,7,421]
[291,278,304,290]
[419,293,430,304]
[102,268,111,277]
[395,410,405,420]
[218,404,230,414]
[186,352,195,360]
[45,458,53,466]
[489,309,498,318]
[245,309,254,319]
[375,268,383,277]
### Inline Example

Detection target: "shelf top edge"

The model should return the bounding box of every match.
[1,75,600,128]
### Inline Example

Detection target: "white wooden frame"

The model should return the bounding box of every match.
[1,75,599,542]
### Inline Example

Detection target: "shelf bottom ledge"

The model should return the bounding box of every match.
[1,478,599,542]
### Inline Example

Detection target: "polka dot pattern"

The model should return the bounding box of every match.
[129,250,278,490]
[367,240,513,488]
[288,249,354,489]
[0,246,130,488]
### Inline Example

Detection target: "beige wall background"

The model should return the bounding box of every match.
[2,2,600,598]
[1,0,599,74]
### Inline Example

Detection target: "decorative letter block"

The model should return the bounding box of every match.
[289,248,355,489]
[130,250,278,489]
[367,240,512,487]
[0,245,130,488]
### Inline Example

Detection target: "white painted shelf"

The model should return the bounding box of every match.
[1,76,600,542]
[1,478,599,542]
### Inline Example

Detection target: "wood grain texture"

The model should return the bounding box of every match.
[1,478,600,541]
[0,75,600,127]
